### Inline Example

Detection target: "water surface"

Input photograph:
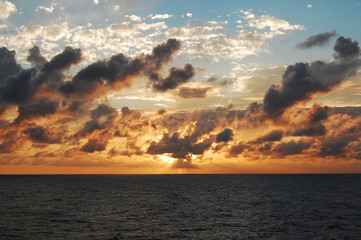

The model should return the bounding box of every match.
[1,174,361,239]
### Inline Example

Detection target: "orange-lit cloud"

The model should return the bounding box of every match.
[0,37,361,174]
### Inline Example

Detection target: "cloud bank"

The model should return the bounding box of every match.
[0,36,360,172]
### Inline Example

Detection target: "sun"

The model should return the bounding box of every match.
[158,155,176,164]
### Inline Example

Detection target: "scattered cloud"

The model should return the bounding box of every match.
[0,3,360,172]
[124,14,142,22]
[36,3,56,13]
[251,130,283,144]
[216,128,234,143]
[0,24,8,30]
[149,14,173,20]
[297,31,338,49]
[0,9,307,68]
[245,12,305,33]
[263,36,361,118]
[0,0,17,20]
[274,140,312,156]
[178,87,210,98]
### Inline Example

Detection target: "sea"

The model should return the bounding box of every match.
[1,174,361,239]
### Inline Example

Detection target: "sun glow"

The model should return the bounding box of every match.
[158,154,176,164]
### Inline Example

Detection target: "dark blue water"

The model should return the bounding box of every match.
[1,174,361,239]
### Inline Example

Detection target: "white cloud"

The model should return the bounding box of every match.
[149,14,173,20]
[35,3,56,13]
[0,24,8,30]
[0,9,303,70]
[208,20,218,26]
[243,11,255,19]
[247,14,304,33]
[109,22,137,37]
[113,5,120,11]
[0,0,17,20]
[93,0,99,5]
[307,4,312,8]
[43,23,70,41]
[186,13,192,18]
[0,22,71,62]
[124,14,142,22]
[71,25,105,50]
[20,25,44,39]
[165,24,265,62]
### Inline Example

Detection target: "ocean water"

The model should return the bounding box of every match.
[1,174,361,239]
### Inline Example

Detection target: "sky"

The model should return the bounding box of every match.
[0,0,361,174]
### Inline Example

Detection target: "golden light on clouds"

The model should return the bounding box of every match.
[0,1,361,174]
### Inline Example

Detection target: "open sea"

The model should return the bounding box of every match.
[1,174,361,239]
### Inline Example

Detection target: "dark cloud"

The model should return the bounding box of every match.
[0,46,82,109]
[145,38,181,71]
[216,128,233,143]
[76,104,118,138]
[0,47,22,81]
[59,53,143,96]
[291,124,327,137]
[0,130,20,154]
[178,87,210,98]
[331,106,361,118]
[263,37,361,118]
[245,102,263,117]
[80,138,108,153]
[258,143,273,152]
[319,135,358,157]
[333,36,360,60]
[0,69,36,105]
[229,142,248,157]
[206,76,235,86]
[42,46,82,73]
[307,103,328,123]
[23,125,62,144]
[191,119,216,139]
[27,45,47,68]
[15,98,59,123]
[90,104,116,120]
[158,109,166,115]
[72,104,119,143]
[274,140,312,156]
[150,64,195,91]
[121,106,139,118]
[59,38,187,96]
[226,110,245,122]
[297,31,338,49]
[147,131,212,160]
[252,130,283,144]
[0,39,189,123]
[66,101,84,113]
[77,120,103,137]
[36,46,83,93]
[1,36,361,167]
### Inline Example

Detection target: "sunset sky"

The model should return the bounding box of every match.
[1,0,361,174]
